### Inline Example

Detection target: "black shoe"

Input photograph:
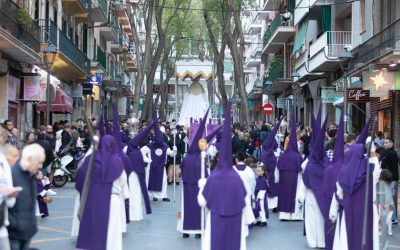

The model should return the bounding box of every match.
[272,208,278,213]
[168,181,173,185]
[195,234,201,239]
[162,198,170,202]
[392,219,398,225]
[183,233,190,238]
[175,182,180,186]
[255,221,261,226]
[258,222,267,227]
[153,198,158,201]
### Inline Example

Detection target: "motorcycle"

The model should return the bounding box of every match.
[52,148,84,188]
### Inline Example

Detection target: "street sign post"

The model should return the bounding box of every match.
[263,103,274,115]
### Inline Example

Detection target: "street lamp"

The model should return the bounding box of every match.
[43,43,57,126]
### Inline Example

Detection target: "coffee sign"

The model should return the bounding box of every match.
[346,88,370,102]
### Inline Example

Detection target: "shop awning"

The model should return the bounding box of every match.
[292,20,308,55]
[37,89,73,114]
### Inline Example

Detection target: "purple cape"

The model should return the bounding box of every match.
[126,119,158,214]
[202,101,246,250]
[260,116,283,197]
[255,175,269,219]
[321,107,345,250]
[147,141,169,192]
[75,135,124,250]
[277,108,302,213]
[338,144,373,250]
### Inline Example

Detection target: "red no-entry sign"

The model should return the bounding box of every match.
[263,103,274,115]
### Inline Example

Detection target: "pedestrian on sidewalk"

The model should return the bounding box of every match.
[381,137,399,224]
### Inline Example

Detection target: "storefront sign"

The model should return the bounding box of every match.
[89,75,102,85]
[362,70,394,97]
[277,98,286,109]
[8,76,20,101]
[346,88,370,102]
[321,88,336,103]
[23,75,41,101]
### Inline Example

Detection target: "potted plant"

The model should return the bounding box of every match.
[17,8,32,26]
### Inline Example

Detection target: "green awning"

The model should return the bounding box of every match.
[292,20,308,55]
[321,6,331,32]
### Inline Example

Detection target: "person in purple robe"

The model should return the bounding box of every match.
[112,102,131,224]
[178,108,222,238]
[126,118,159,220]
[36,170,49,218]
[254,164,269,227]
[260,116,283,211]
[277,109,303,220]
[302,117,329,248]
[147,112,176,202]
[75,135,125,250]
[321,107,345,250]
[198,101,250,250]
[336,143,374,250]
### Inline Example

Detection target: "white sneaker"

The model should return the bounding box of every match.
[46,189,57,196]
[388,230,393,236]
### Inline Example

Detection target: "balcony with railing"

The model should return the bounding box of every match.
[0,0,41,63]
[62,0,90,17]
[262,13,295,54]
[247,21,263,35]
[99,13,119,42]
[308,31,352,72]
[349,18,400,73]
[38,19,89,81]
[90,0,108,23]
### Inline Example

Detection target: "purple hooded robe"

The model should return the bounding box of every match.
[181,108,222,231]
[277,109,303,213]
[337,143,374,250]
[75,135,124,250]
[202,101,247,250]
[260,116,283,197]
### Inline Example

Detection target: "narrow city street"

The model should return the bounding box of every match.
[31,183,400,250]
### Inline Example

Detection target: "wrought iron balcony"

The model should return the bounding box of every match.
[350,19,400,72]
[0,0,41,52]
[268,62,284,82]
[37,19,89,77]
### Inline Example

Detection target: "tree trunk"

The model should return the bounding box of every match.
[226,0,250,124]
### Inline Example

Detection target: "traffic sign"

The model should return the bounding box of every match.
[263,103,274,115]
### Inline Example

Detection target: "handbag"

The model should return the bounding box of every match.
[43,196,53,204]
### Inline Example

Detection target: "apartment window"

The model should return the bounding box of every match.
[34,0,39,20]
[359,0,365,33]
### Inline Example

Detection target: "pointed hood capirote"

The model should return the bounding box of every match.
[205,125,223,143]
[263,116,284,151]
[331,106,345,164]
[217,100,233,172]
[287,107,299,153]
[310,104,322,150]
[356,117,372,144]
[187,108,210,154]
[202,100,246,216]
[152,111,164,146]
[303,117,328,196]
[321,106,345,250]
[181,108,211,184]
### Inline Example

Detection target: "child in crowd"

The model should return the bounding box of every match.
[377,169,394,239]
[36,170,52,218]
[253,164,269,227]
